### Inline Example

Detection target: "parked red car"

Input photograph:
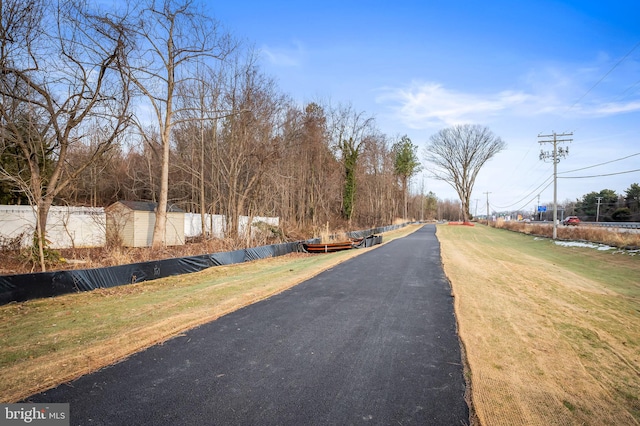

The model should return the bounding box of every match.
[562,216,580,226]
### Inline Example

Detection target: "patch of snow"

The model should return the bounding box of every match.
[532,236,637,255]
[553,241,614,251]
[617,249,639,256]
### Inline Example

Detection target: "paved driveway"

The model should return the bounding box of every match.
[27,224,469,425]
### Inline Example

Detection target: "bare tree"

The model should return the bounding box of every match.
[0,0,130,270]
[424,124,505,222]
[299,102,340,228]
[438,198,463,221]
[274,101,340,231]
[218,53,285,236]
[60,133,127,207]
[120,138,161,202]
[125,0,234,248]
[329,103,375,222]
[173,63,227,237]
[356,132,397,226]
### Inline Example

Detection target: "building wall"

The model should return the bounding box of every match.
[133,210,153,248]
[166,212,185,246]
[106,203,137,247]
[106,203,185,247]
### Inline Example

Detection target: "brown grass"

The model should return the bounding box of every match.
[1,224,393,275]
[492,220,640,249]
[317,225,350,244]
[438,224,640,425]
[0,236,253,275]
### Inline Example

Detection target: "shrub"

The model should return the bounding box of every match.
[612,208,632,221]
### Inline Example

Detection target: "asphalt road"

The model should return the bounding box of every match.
[26,224,469,425]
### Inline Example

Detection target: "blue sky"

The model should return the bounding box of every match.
[210,1,640,215]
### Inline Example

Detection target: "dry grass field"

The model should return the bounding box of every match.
[438,224,640,425]
[492,219,640,249]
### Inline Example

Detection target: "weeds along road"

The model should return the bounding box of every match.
[25,224,469,425]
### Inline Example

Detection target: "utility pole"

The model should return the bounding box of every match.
[420,177,425,222]
[484,192,491,223]
[595,196,603,222]
[539,131,573,239]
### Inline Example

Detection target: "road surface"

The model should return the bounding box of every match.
[26,224,469,425]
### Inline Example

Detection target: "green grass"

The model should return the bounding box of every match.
[452,225,639,295]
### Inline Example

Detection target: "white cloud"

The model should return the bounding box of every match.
[260,41,305,67]
[377,73,640,130]
[589,100,640,116]
[376,81,541,128]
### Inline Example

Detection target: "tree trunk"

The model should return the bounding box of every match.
[461,196,471,222]
[35,194,51,273]
[152,123,172,248]
[343,164,356,221]
[402,176,408,220]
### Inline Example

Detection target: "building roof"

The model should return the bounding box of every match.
[114,200,184,213]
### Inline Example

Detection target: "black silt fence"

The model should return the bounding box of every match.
[0,223,408,305]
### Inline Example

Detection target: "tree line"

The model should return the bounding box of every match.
[495,183,640,222]
[1,0,446,270]
[570,184,640,222]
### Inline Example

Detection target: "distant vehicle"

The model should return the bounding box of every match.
[562,216,580,226]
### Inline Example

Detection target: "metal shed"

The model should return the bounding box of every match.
[106,201,185,247]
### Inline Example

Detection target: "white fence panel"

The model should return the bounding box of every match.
[0,205,106,249]
[184,213,226,239]
[0,205,35,248]
[46,207,106,248]
[1,206,279,248]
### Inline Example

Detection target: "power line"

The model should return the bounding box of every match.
[491,174,553,209]
[520,45,636,179]
[489,43,640,217]
[489,160,553,209]
[491,179,554,214]
[492,149,638,212]
[563,40,640,116]
[559,168,640,179]
[612,78,640,103]
[514,179,554,213]
[488,178,554,215]
[491,164,638,211]
[545,40,640,135]
[559,151,640,174]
